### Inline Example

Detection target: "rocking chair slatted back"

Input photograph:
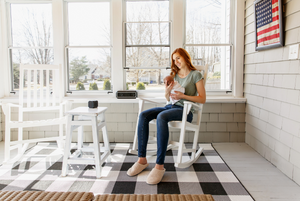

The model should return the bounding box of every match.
[19,64,63,110]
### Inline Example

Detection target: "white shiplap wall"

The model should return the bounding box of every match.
[0,107,2,141]
[244,0,300,185]
[0,103,246,144]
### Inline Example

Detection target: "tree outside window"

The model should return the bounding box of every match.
[10,3,53,91]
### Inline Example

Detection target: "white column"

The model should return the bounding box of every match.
[233,0,245,97]
[52,0,66,97]
[111,0,123,92]
[171,0,185,51]
[220,1,227,89]
[0,0,10,97]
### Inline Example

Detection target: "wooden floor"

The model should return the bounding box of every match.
[213,143,300,201]
[1,142,300,201]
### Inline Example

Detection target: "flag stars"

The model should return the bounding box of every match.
[255,0,274,28]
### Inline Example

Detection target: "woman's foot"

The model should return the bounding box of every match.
[127,158,148,176]
[146,164,165,185]
[146,168,165,185]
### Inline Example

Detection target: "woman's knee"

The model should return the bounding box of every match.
[139,110,154,122]
[139,110,147,119]
[157,113,168,122]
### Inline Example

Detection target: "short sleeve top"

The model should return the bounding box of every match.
[167,70,203,112]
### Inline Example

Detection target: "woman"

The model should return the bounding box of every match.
[127,48,206,185]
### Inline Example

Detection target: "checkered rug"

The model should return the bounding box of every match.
[0,143,254,201]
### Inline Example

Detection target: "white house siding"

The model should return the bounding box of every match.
[0,102,246,145]
[0,107,2,141]
[244,0,300,185]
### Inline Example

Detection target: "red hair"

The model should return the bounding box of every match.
[170,48,196,76]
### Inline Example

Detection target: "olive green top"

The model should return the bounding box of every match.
[167,70,203,113]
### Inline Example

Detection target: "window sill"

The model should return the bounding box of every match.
[0,95,246,104]
[65,95,246,104]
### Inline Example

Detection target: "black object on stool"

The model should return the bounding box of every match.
[88,100,98,108]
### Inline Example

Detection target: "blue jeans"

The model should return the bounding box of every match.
[137,104,193,165]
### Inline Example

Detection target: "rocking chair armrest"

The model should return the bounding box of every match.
[183,101,202,110]
[6,103,21,108]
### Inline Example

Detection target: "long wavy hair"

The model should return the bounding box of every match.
[170,48,196,76]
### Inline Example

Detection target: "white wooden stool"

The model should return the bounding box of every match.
[61,107,111,179]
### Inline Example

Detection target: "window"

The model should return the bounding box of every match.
[185,0,233,91]
[9,3,53,91]
[66,1,111,92]
[125,0,170,91]
[2,0,239,97]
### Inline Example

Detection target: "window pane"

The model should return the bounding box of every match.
[68,48,111,91]
[11,49,54,90]
[126,22,169,45]
[11,4,53,47]
[186,46,231,90]
[126,47,169,68]
[186,0,230,44]
[68,2,110,46]
[126,1,169,22]
[126,69,170,91]
[125,1,170,91]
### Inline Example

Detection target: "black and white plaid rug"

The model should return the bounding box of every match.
[0,143,254,201]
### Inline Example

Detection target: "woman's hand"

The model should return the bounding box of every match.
[170,91,185,101]
[165,82,174,101]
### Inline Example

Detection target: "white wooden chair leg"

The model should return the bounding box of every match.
[129,99,144,155]
[91,116,101,179]
[176,105,188,165]
[191,130,200,160]
[57,122,64,150]
[62,115,73,177]
[19,143,29,159]
[77,125,83,151]
[177,124,186,165]
[129,121,139,155]
[102,123,111,163]
[17,127,23,155]
[4,123,10,162]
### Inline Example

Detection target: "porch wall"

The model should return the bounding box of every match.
[244,0,300,185]
[0,103,246,143]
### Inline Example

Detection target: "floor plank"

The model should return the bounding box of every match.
[213,143,300,201]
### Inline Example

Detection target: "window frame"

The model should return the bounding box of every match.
[123,0,171,94]
[6,1,54,93]
[64,0,112,94]
[183,0,235,94]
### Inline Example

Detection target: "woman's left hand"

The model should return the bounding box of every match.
[170,91,185,100]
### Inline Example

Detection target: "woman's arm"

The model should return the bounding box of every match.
[170,79,206,104]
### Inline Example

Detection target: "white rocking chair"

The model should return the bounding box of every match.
[1,64,70,163]
[129,65,208,168]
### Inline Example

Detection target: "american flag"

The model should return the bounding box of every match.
[255,0,280,47]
